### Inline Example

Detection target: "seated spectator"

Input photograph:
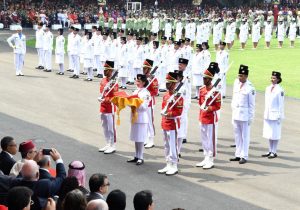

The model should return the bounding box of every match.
[68,161,89,195]
[86,199,108,210]
[106,189,126,210]
[9,140,37,177]
[87,173,109,202]
[56,177,79,210]
[0,136,17,175]
[133,190,154,210]
[37,155,53,180]
[7,186,33,210]
[0,148,66,210]
[62,189,87,210]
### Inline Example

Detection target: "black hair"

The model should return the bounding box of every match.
[1,136,14,150]
[106,189,126,210]
[88,173,107,192]
[7,186,33,210]
[133,190,153,210]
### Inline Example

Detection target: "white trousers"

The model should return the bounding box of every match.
[44,50,52,70]
[128,63,134,82]
[163,130,178,164]
[71,55,80,75]
[147,106,155,139]
[134,68,142,78]
[269,140,279,153]
[87,67,94,79]
[177,109,188,139]
[14,53,24,74]
[200,123,218,158]
[100,113,116,144]
[233,120,250,159]
[37,48,44,66]
[68,51,73,70]
[135,142,144,159]
[94,55,104,75]
[158,67,167,90]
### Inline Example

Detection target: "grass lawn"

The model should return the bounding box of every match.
[26,36,300,98]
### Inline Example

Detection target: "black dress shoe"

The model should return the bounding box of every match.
[239,158,247,164]
[70,75,75,78]
[178,153,181,158]
[159,89,167,92]
[126,81,130,84]
[127,157,138,163]
[67,69,74,72]
[182,139,187,144]
[45,69,52,72]
[222,96,226,99]
[230,145,236,148]
[230,157,241,161]
[73,75,79,79]
[136,159,144,165]
[199,148,203,152]
[268,153,277,159]
[129,82,134,85]
[191,96,198,99]
[97,74,102,78]
[261,152,271,157]
[35,66,41,69]
[93,69,97,72]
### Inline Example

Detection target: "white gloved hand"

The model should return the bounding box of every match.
[97,97,104,102]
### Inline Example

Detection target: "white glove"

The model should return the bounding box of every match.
[97,97,104,102]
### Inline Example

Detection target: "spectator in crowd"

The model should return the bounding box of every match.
[7,186,33,210]
[0,148,66,210]
[86,199,109,210]
[9,140,37,177]
[0,136,17,175]
[106,189,126,210]
[133,190,154,210]
[62,189,87,210]
[56,177,79,210]
[87,173,109,202]
[37,155,53,180]
[67,160,89,195]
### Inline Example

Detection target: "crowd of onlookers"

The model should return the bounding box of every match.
[0,136,179,210]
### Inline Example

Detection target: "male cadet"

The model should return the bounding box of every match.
[132,37,145,79]
[177,58,191,149]
[43,24,53,72]
[158,72,183,176]
[196,63,221,169]
[143,59,159,149]
[167,41,182,73]
[158,36,168,92]
[216,41,229,98]
[7,25,26,76]
[35,22,45,70]
[98,61,119,154]
[67,26,74,72]
[230,65,255,164]
[69,27,81,79]
[97,31,111,78]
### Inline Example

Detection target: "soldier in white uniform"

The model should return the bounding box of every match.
[264,17,273,49]
[158,36,168,92]
[55,29,65,75]
[213,18,223,51]
[116,37,128,89]
[7,26,26,76]
[35,22,45,70]
[182,38,193,61]
[225,18,234,49]
[127,74,151,165]
[93,27,103,78]
[43,25,53,72]
[66,26,74,72]
[252,19,261,49]
[83,32,94,81]
[289,18,297,47]
[69,28,81,79]
[175,18,183,41]
[167,41,182,73]
[277,17,285,48]
[126,33,135,85]
[239,19,249,50]
[164,18,172,39]
[191,44,204,99]
[230,65,255,164]
[132,37,145,80]
[98,32,111,78]
[201,42,211,71]
[262,71,284,159]
[216,41,229,98]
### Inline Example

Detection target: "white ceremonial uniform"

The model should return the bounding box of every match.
[192,51,204,87]
[69,33,81,76]
[213,22,223,45]
[252,22,261,42]
[182,45,193,61]
[35,28,45,67]
[110,39,118,61]
[83,39,94,79]
[127,39,135,82]
[196,23,204,44]
[264,22,273,42]
[263,84,284,140]
[277,22,285,42]
[231,79,256,160]
[167,48,182,73]
[7,33,26,75]
[216,49,229,97]
[202,49,211,70]
[80,35,88,65]
[55,35,65,65]
[152,18,160,33]
[289,22,297,41]
[116,43,128,78]
[203,22,211,42]
[93,34,103,73]
[189,22,196,41]
[132,44,145,77]
[158,44,168,90]
[175,21,183,41]
[164,22,172,39]
[99,39,111,75]
[43,31,53,70]
[225,23,233,43]
[67,32,74,70]
[239,23,249,43]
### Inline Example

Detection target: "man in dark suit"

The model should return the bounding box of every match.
[37,155,52,180]
[0,148,66,210]
[86,173,110,202]
[0,136,17,175]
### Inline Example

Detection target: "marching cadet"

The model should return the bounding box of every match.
[127,74,151,165]
[55,28,65,75]
[98,61,119,154]
[80,29,89,75]
[264,17,273,49]
[67,26,74,72]
[116,37,128,89]
[175,18,183,41]
[230,65,255,164]
[289,18,297,48]
[239,18,249,50]
[35,22,45,70]
[83,32,94,81]
[148,41,160,70]
[143,59,159,149]
[225,18,234,49]
[98,31,111,78]
[196,63,221,169]
[164,18,172,39]
[93,27,103,77]
[158,72,183,176]
[212,18,223,51]
[69,28,81,79]
[216,41,229,98]
[182,38,193,61]
[167,41,182,73]
[196,19,204,45]
[277,17,285,48]
[252,18,261,49]
[7,25,26,76]
[202,42,211,71]
[126,32,135,85]
[191,44,204,99]
[189,18,196,46]
[158,36,168,92]
[43,25,53,72]
[132,37,145,79]
[262,71,284,159]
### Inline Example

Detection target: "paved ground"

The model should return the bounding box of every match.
[0,29,300,210]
